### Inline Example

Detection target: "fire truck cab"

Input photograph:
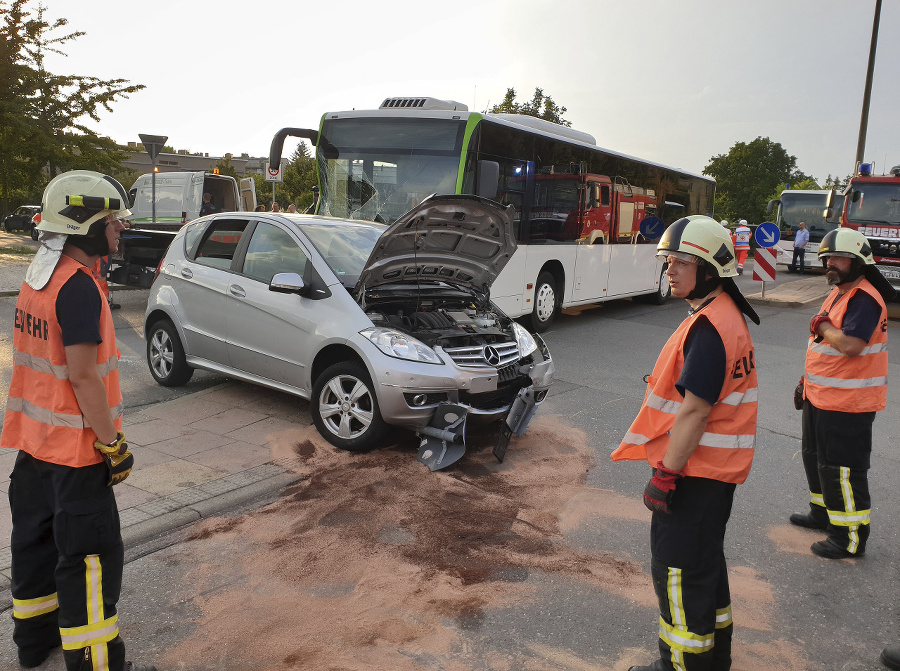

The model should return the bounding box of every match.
[840,163,900,292]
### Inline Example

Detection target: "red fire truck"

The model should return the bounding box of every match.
[836,162,900,292]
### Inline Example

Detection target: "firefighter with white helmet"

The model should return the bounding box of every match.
[1,171,156,670]
[790,228,895,559]
[733,218,751,274]
[614,215,759,671]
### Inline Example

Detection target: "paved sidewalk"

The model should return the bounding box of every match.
[0,381,309,590]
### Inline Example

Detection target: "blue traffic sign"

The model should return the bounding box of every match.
[755,221,780,248]
[639,216,665,240]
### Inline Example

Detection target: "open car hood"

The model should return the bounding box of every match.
[354,195,517,296]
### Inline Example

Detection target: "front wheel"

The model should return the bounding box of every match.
[30,224,39,241]
[529,271,558,333]
[146,320,194,387]
[312,361,388,452]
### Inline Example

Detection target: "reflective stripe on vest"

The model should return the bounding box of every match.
[1,255,122,467]
[612,292,757,484]
[804,280,888,413]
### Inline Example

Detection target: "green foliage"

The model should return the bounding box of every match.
[0,0,144,216]
[489,87,571,127]
[255,143,317,211]
[214,155,239,179]
[703,137,811,225]
[764,177,821,209]
[822,173,851,189]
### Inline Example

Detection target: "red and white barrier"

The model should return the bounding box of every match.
[752,247,776,282]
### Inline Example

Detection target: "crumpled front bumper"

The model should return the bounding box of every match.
[366,333,554,430]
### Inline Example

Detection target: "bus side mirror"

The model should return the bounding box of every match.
[851,190,862,203]
[823,208,833,219]
[476,160,500,201]
[766,199,779,215]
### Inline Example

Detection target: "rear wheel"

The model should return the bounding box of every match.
[529,271,558,333]
[30,223,38,241]
[146,320,194,386]
[312,361,388,452]
[635,263,671,305]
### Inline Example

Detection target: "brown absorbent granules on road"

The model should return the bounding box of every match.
[162,415,805,671]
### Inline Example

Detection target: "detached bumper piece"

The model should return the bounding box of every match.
[416,403,468,471]
[493,385,538,463]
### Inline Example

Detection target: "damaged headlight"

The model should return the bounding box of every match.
[511,322,538,357]
[360,327,443,365]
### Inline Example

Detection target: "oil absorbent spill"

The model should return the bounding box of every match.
[161,415,796,670]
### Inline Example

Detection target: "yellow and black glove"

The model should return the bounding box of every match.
[94,432,134,487]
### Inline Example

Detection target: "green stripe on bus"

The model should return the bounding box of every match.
[456,114,483,194]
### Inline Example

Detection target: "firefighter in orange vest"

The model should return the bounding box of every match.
[1,171,155,671]
[612,215,760,671]
[790,229,894,559]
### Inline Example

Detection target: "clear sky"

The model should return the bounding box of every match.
[39,0,900,183]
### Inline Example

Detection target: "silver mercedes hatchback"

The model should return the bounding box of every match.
[145,195,554,469]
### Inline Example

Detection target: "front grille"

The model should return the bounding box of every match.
[443,341,520,368]
[459,385,521,411]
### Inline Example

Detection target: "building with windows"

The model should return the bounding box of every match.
[122,143,268,175]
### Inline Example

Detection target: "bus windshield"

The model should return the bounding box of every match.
[846,182,900,226]
[778,191,842,243]
[317,117,467,224]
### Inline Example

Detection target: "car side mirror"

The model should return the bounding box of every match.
[269,272,308,295]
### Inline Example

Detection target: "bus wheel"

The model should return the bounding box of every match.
[635,264,671,305]
[529,271,558,332]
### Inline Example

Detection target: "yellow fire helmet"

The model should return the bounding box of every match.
[36,170,131,236]
[817,228,875,265]
[656,215,738,278]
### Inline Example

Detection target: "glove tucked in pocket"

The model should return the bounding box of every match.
[94,432,134,486]
[794,377,805,410]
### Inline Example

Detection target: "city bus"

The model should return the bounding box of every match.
[270,96,716,331]
[767,189,843,268]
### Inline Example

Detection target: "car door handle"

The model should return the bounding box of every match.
[229,285,246,298]
[181,268,193,279]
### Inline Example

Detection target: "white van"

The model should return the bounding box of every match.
[110,172,257,287]
[128,172,257,227]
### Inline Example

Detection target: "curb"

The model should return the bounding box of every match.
[0,465,304,597]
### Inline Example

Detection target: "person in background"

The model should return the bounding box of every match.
[613,215,760,671]
[287,203,297,213]
[2,171,155,671]
[199,192,217,216]
[254,204,266,212]
[790,228,894,559]
[789,221,809,274]
[271,202,281,212]
[733,219,751,275]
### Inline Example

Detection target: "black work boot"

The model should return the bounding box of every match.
[789,506,828,530]
[124,663,158,671]
[811,537,865,559]
[629,662,664,671]
[18,641,60,668]
[882,644,900,670]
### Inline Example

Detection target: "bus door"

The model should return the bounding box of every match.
[607,182,658,297]
[572,179,613,302]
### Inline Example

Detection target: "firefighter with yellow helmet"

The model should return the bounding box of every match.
[791,228,895,559]
[1,171,156,670]
[613,215,760,671]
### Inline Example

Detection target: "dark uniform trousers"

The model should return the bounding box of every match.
[800,401,873,553]
[650,476,736,671]
[9,451,127,671]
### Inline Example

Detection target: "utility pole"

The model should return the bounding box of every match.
[855,0,882,169]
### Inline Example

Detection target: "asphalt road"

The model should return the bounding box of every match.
[0,259,897,670]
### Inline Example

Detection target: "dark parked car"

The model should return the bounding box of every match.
[2,205,41,239]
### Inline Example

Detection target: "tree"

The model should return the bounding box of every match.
[0,1,144,214]
[214,155,239,179]
[281,143,317,211]
[489,87,571,127]
[703,137,811,225]
[764,177,821,214]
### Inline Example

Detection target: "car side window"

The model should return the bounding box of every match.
[193,219,250,270]
[242,221,308,284]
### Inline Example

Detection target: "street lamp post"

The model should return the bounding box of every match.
[855,0,882,170]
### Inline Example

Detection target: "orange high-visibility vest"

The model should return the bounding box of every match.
[612,292,757,484]
[1,255,123,467]
[804,279,888,413]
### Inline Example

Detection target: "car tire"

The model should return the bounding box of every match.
[30,224,38,241]
[312,361,388,452]
[146,320,194,387]
[529,271,558,333]
[635,263,671,305]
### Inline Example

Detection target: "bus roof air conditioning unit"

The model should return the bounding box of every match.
[380,97,468,111]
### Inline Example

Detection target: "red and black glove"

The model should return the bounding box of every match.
[809,312,832,343]
[643,461,684,514]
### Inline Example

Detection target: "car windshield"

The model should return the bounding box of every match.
[299,222,385,286]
